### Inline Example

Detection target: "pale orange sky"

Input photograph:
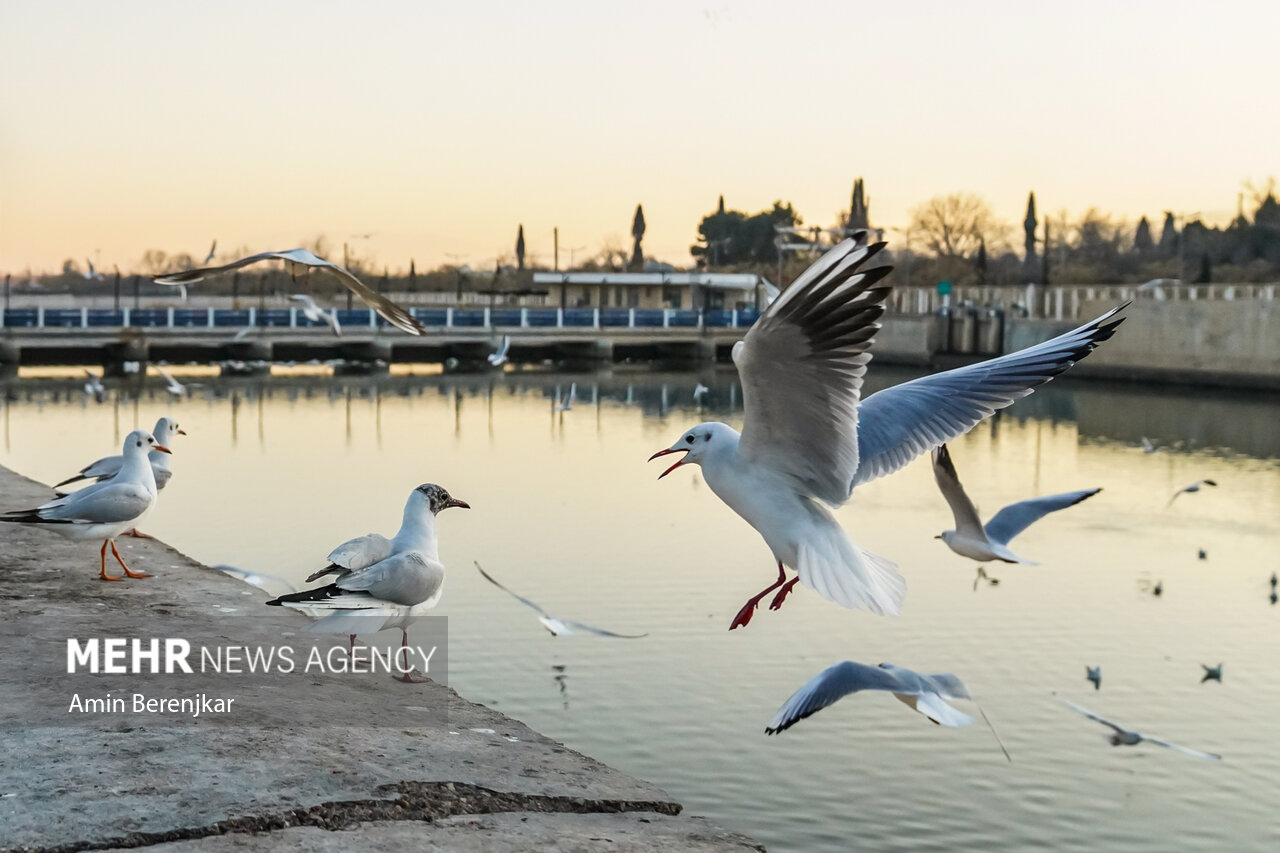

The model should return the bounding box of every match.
[2,0,1277,274]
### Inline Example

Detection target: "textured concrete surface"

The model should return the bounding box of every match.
[0,465,760,852]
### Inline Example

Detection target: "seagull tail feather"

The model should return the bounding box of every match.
[794,515,906,616]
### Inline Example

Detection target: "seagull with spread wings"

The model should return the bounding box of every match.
[290,293,342,337]
[154,248,424,336]
[931,443,1101,565]
[475,562,647,637]
[487,335,510,367]
[648,235,1126,629]
[1060,698,1220,760]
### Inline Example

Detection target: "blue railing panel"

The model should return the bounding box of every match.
[42,309,83,327]
[87,310,124,327]
[704,310,733,327]
[411,308,448,326]
[737,310,759,326]
[256,309,293,327]
[3,309,38,327]
[129,309,168,327]
[599,309,631,327]
[214,310,251,327]
[489,309,522,326]
[562,309,596,327]
[668,310,700,327]
[526,310,559,327]
[172,309,207,327]
[450,309,486,327]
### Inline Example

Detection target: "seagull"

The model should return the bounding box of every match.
[554,382,576,413]
[1167,479,1217,507]
[648,236,1126,629]
[55,417,186,493]
[1200,663,1222,683]
[289,293,342,337]
[1154,580,1163,597]
[1059,698,1221,760]
[83,259,105,282]
[474,562,648,637]
[932,443,1101,566]
[1087,666,1102,690]
[0,429,167,580]
[1271,590,1277,606]
[487,335,510,367]
[1198,549,1207,560]
[153,248,424,336]
[153,365,186,397]
[83,370,106,403]
[1140,437,1159,454]
[268,484,468,682]
[203,239,217,265]
[765,660,1012,761]
[693,383,709,403]
[231,325,254,341]
[1271,572,1277,588]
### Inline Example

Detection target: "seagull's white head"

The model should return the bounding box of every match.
[411,483,471,515]
[123,429,170,457]
[153,417,186,445]
[648,422,738,478]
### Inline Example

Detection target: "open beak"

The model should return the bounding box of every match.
[648,447,688,479]
[446,498,470,510]
[177,429,187,435]
[154,445,172,454]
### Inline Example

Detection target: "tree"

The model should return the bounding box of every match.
[1158,212,1179,256]
[691,199,801,266]
[1194,251,1212,283]
[908,192,1002,259]
[1134,216,1154,254]
[630,204,646,271]
[975,238,988,285]
[515,225,526,270]
[1022,192,1039,282]
[847,178,869,230]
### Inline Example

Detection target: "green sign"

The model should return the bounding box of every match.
[937,280,952,295]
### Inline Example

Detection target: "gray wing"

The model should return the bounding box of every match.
[315,533,394,581]
[1059,697,1127,735]
[41,481,153,523]
[735,237,893,505]
[56,454,122,488]
[337,551,444,607]
[475,562,551,618]
[766,660,907,734]
[984,488,1101,546]
[930,445,985,538]
[214,564,299,595]
[1143,735,1222,761]
[153,250,289,284]
[915,670,973,701]
[558,619,648,639]
[852,305,1127,488]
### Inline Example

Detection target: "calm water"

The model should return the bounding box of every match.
[3,367,1279,852]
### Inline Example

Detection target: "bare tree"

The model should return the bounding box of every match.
[908,192,1004,259]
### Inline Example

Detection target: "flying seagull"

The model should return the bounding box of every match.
[931,443,1101,565]
[153,248,425,336]
[289,293,342,337]
[474,562,648,637]
[693,383,709,403]
[765,660,1011,761]
[154,365,186,397]
[83,370,106,403]
[1167,479,1217,508]
[1,429,167,580]
[1059,698,1220,760]
[1087,666,1102,690]
[1140,437,1158,454]
[83,259,105,281]
[203,239,217,264]
[648,235,1126,629]
[269,484,468,682]
[554,382,576,413]
[1200,663,1222,683]
[487,335,510,367]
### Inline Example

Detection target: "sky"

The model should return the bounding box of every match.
[2,0,1277,275]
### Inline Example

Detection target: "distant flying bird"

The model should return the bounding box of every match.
[1059,698,1221,760]
[154,365,186,397]
[1140,437,1158,454]
[648,236,1126,629]
[1167,479,1218,508]
[1270,590,1277,606]
[154,248,424,336]
[554,382,576,413]
[290,294,342,337]
[84,259,105,281]
[1154,580,1163,596]
[693,383,709,403]
[1271,572,1277,588]
[83,370,106,403]
[203,239,217,264]
[1198,549,1207,560]
[932,443,1101,565]
[1201,663,1222,683]
[1087,666,1102,690]
[487,335,510,367]
[475,562,648,638]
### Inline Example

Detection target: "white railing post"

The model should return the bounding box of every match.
[369,309,376,329]
[289,308,297,328]
[81,307,88,328]
[122,308,130,326]
[37,306,44,328]
[483,307,491,327]
[593,308,600,329]
[663,309,670,328]
[628,308,635,328]
[247,307,255,327]
[446,308,453,328]
[557,308,563,328]
[167,307,175,328]
[697,310,704,328]
[520,308,528,328]
[731,309,738,327]
[207,307,214,328]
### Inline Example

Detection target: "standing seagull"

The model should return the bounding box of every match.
[1167,479,1217,507]
[487,335,510,367]
[474,562,648,637]
[931,443,1101,565]
[290,294,342,337]
[153,248,424,336]
[268,484,468,682]
[1059,698,1221,760]
[648,236,1125,628]
[0,429,168,580]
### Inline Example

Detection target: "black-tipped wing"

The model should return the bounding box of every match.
[475,562,552,618]
[735,237,893,505]
[766,660,907,734]
[984,488,1101,546]
[930,444,985,538]
[852,305,1127,488]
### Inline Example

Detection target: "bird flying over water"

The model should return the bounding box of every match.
[648,235,1126,629]
[1059,698,1220,760]
[203,239,217,264]
[83,370,106,403]
[289,293,342,337]
[1167,479,1217,507]
[554,382,576,413]
[155,365,186,397]
[487,335,510,367]
[1086,666,1102,690]
[153,248,424,336]
[474,562,648,638]
[932,443,1101,565]
[1201,663,1223,683]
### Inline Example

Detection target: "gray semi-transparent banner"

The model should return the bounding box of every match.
[0,614,449,728]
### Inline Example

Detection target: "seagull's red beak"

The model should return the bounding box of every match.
[153,445,172,454]
[648,448,688,479]
[177,429,187,435]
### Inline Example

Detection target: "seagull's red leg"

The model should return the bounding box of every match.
[729,562,787,630]
[768,577,801,611]
[110,539,151,578]
[395,629,429,683]
[99,541,123,582]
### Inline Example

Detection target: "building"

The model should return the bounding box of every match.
[531,271,776,311]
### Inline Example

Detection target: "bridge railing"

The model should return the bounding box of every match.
[0,306,763,332]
